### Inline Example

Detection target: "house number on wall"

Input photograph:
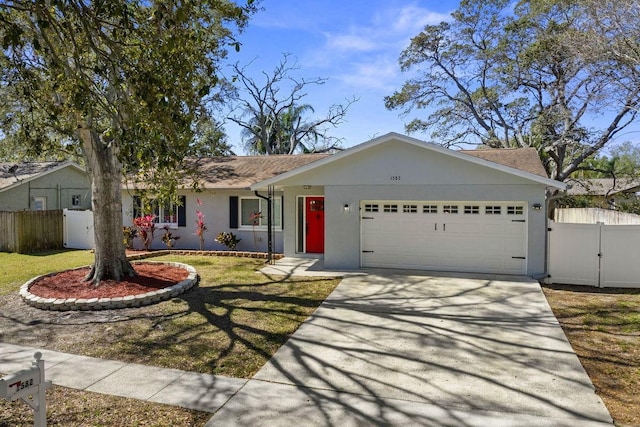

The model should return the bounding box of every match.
[390,176,401,181]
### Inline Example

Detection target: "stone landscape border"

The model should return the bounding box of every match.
[126,250,285,261]
[20,261,198,311]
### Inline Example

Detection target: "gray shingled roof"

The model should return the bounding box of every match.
[460,147,549,178]
[6,146,548,191]
[193,154,332,188]
[171,154,330,189]
[567,178,640,196]
[183,147,548,188]
[0,161,73,191]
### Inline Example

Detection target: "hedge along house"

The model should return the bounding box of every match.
[251,133,566,277]
[121,154,327,252]
[0,161,91,212]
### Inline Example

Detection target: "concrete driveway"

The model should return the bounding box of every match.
[206,272,612,426]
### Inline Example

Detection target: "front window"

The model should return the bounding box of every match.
[154,203,178,226]
[240,197,281,228]
[133,195,184,227]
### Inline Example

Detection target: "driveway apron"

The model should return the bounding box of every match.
[207,272,612,427]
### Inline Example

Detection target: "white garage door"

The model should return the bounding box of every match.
[361,201,527,275]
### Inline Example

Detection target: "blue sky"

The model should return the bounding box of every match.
[222,0,458,154]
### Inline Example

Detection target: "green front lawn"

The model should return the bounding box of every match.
[1,251,342,426]
[0,253,341,377]
[0,250,94,295]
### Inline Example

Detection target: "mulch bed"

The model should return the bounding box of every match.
[28,263,188,299]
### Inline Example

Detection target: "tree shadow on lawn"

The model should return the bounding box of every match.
[0,272,339,379]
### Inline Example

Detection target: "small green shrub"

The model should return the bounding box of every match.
[215,231,241,250]
[123,226,137,249]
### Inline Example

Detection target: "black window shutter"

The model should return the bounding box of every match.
[177,195,186,227]
[280,196,284,230]
[133,196,141,219]
[229,196,239,229]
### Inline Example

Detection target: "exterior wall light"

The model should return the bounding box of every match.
[532,203,543,210]
[343,204,350,212]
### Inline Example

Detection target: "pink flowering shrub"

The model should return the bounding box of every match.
[133,214,156,251]
[194,198,207,250]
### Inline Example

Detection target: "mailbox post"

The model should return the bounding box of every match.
[0,351,52,427]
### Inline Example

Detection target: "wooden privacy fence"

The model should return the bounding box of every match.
[0,210,63,253]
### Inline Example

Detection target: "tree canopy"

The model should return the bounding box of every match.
[385,0,640,182]
[229,54,356,155]
[0,0,256,283]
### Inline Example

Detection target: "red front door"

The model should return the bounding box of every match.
[305,197,325,253]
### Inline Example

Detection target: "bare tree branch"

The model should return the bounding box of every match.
[229,53,357,155]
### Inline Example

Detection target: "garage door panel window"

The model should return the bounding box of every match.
[507,206,524,215]
[464,205,480,214]
[443,205,458,214]
[485,206,501,215]
[383,204,398,213]
[364,204,379,212]
[423,205,438,214]
[403,204,418,213]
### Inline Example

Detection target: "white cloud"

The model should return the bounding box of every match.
[318,3,452,58]
[309,3,451,89]
[335,57,400,90]
[325,33,377,52]
[388,5,451,34]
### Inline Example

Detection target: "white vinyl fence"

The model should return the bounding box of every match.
[63,209,95,250]
[554,208,640,224]
[547,220,640,288]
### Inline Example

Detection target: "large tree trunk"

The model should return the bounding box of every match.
[78,126,136,285]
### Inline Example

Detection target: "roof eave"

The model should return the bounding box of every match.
[0,160,85,193]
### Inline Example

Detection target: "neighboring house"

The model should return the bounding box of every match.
[566,178,640,209]
[0,161,91,211]
[123,133,566,277]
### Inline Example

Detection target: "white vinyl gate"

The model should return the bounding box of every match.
[547,220,640,288]
[63,209,95,250]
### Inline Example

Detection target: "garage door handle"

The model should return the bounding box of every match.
[511,219,526,223]
[443,224,446,231]
[512,256,526,259]
[434,223,437,231]
[362,250,374,253]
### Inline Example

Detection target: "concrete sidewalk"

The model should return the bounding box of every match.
[0,342,246,413]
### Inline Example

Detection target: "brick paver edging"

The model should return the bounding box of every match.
[19,261,198,311]
[126,250,285,261]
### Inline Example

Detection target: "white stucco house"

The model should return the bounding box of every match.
[122,133,565,277]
